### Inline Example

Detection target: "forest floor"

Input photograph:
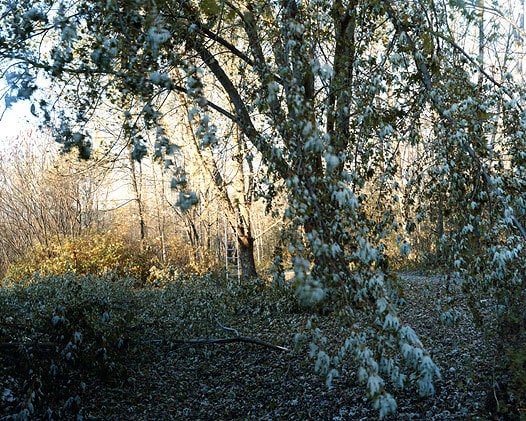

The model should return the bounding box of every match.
[0,272,522,420]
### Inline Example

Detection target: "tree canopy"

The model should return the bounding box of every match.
[1,0,525,417]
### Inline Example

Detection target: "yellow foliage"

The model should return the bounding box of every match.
[5,232,157,283]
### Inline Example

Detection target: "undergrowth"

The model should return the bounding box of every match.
[0,272,294,419]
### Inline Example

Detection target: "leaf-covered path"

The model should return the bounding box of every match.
[82,277,496,420]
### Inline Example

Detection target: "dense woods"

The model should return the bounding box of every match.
[0,0,525,419]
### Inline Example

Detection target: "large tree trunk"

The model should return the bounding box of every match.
[183,99,259,280]
[237,231,258,279]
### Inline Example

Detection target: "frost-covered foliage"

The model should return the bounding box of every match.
[1,0,525,417]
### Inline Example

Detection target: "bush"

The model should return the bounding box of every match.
[499,288,526,419]
[0,271,296,419]
[163,234,222,275]
[5,232,159,283]
[0,274,148,418]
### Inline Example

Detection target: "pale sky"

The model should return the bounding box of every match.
[0,100,39,153]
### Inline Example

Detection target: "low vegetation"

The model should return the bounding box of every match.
[1,267,524,419]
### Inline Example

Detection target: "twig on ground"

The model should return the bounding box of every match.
[170,336,290,352]
[215,319,240,337]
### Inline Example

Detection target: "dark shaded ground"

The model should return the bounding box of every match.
[0,274,515,420]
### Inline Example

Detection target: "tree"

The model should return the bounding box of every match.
[0,129,107,275]
[173,91,260,278]
[2,0,525,417]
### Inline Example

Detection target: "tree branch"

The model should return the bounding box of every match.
[435,33,522,111]
[168,336,290,352]
[171,84,236,121]
[215,319,240,337]
[197,24,255,68]
[0,341,54,354]
[194,41,289,179]
[383,0,526,242]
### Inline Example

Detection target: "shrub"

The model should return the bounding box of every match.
[5,232,159,283]
[0,274,148,418]
[0,271,296,419]
[163,234,222,276]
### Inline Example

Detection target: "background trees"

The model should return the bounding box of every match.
[0,129,106,274]
[1,0,525,417]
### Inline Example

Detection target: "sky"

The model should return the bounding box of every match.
[0,99,39,153]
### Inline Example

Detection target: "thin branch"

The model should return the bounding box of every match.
[169,336,290,352]
[215,319,240,337]
[435,32,522,111]
[0,342,54,354]
[466,0,526,39]
[197,24,255,68]
[171,84,236,121]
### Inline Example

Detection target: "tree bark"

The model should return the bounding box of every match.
[128,150,146,242]
[435,196,444,263]
[237,230,258,279]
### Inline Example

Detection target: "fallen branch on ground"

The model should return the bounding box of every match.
[169,320,290,351]
[149,336,290,352]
